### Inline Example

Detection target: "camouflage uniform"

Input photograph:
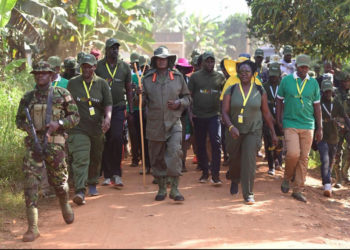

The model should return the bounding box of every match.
[333,75,350,186]
[16,61,80,242]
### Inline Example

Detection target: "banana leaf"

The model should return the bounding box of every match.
[0,0,18,27]
[77,0,97,26]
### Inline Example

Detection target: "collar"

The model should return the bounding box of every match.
[293,71,310,80]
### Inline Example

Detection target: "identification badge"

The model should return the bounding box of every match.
[89,107,95,116]
[238,115,243,124]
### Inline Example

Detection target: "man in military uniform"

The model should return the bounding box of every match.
[95,38,133,188]
[16,61,80,242]
[67,54,113,205]
[140,46,191,201]
[279,45,296,77]
[61,56,79,80]
[333,72,350,188]
[254,48,268,83]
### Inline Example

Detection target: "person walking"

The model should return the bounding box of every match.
[95,38,133,187]
[279,45,296,77]
[188,51,225,185]
[276,54,322,203]
[16,61,80,242]
[222,60,277,205]
[140,46,191,201]
[67,54,112,205]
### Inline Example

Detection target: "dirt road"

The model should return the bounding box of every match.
[2,152,350,249]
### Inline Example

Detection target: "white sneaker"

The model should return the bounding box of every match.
[102,178,111,186]
[113,175,124,188]
[323,183,332,197]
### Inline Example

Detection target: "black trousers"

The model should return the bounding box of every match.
[102,106,125,178]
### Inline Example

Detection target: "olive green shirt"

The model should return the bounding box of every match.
[321,98,345,145]
[67,74,112,136]
[188,69,225,118]
[224,83,265,134]
[263,82,280,118]
[95,58,131,107]
[143,69,191,141]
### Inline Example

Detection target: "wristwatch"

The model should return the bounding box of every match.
[58,119,64,127]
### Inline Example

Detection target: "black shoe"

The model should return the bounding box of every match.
[291,192,307,203]
[211,176,222,186]
[199,173,209,183]
[181,166,188,173]
[230,182,238,195]
[155,193,166,201]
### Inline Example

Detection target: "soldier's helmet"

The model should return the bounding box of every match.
[30,60,55,74]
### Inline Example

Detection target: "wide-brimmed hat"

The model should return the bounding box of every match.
[130,52,140,63]
[48,56,62,68]
[223,59,236,76]
[176,58,193,74]
[150,46,177,69]
[30,61,55,74]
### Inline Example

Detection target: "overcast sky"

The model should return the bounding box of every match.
[178,0,250,20]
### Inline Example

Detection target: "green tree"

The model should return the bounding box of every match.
[246,0,350,63]
[148,0,183,32]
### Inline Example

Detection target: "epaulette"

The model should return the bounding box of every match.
[143,69,157,79]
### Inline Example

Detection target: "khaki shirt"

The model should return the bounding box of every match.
[143,69,191,141]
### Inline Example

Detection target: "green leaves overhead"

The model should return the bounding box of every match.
[0,0,18,27]
[77,0,97,25]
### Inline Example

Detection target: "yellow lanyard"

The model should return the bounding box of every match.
[296,78,308,105]
[106,63,118,86]
[238,82,254,114]
[82,80,93,106]
[53,81,58,87]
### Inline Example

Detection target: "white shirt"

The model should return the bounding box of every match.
[280,59,296,77]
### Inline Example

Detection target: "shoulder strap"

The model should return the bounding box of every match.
[45,86,54,126]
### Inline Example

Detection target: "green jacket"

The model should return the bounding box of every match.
[142,69,191,141]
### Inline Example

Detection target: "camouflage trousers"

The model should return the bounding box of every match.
[333,131,350,183]
[23,141,68,208]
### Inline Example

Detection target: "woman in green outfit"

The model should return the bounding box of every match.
[222,60,277,205]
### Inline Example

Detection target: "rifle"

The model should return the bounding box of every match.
[24,107,46,166]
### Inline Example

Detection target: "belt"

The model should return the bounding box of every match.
[47,135,65,144]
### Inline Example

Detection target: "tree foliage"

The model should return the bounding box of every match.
[246,0,350,63]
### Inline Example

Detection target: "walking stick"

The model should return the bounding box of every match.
[134,63,147,186]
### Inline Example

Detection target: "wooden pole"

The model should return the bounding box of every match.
[134,63,147,186]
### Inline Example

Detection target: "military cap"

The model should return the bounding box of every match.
[105,38,120,49]
[150,46,176,68]
[80,53,97,66]
[63,57,78,69]
[139,55,150,67]
[296,54,311,68]
[130,52,140,63]
[30,60,55,74]
[313,64,321,70]
[254,48,264,57]
[48,56,62,68]
[202,51,215,61]
[283,45,293,55]
[191,55,200,66]
[191,49,201,59]
[269,62,281,76]
[321,79,334,92]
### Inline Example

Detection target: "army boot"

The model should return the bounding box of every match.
[155,176,167,201]
[169,176,184,202]
[334,164,343,188]
[56,188,74,224]
[22,207,40,242]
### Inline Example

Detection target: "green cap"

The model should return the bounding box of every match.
[48,56,62,68]
[296,54,311,68]
[77,52,87,64]
[269,62,281,76]
[63,57,78,69]
[283,45,293,55]
[321,79,333,92]
[139,55,150,67]
[80,54,97,66]
[191,49,201,59]
[130,52,140,63]
[30,60,55,74]
[105,38,120,49]
[254,48,264,57]
[202,51,215,61]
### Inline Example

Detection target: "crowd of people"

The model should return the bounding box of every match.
[15,38,350,242]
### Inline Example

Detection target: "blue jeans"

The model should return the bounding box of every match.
[193,116,221,177]
[317,140,337,185]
